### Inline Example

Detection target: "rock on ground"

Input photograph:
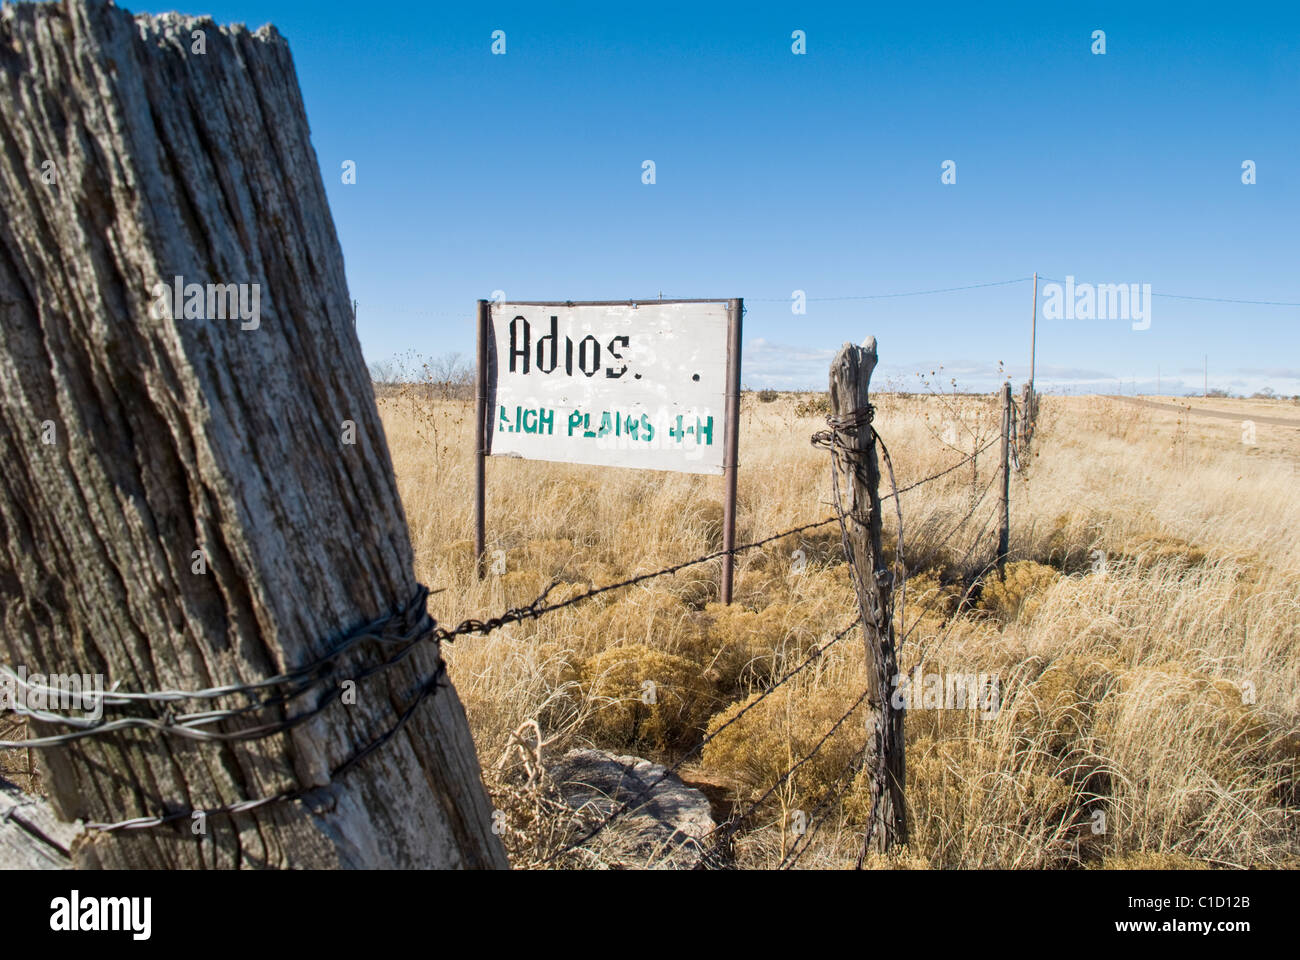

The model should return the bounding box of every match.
[548,749,720,869]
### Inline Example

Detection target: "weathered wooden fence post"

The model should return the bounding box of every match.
[1019,383,1029,447]
[1019,382,1036,448]
[0,0,506,869]
[997,382,1012,576]
[827,338,906,855]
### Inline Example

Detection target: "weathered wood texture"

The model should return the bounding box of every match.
[1019,382,1036,448]
[1,774,77,869]
[0,0,506,868]
[828,338,906,853]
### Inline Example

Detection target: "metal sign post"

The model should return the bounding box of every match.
[475,299,489,579]
[720,298,742,604]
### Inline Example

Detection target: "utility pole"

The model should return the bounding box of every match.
[1158,364,1161,396]
[1204,355,1208,397]
[997,382,1011,577]
[1028,272,1038,391]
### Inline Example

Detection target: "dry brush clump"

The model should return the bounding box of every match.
[377,390,1300,869]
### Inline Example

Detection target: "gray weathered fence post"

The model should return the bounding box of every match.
[827,338,906,856]
[1019,382,1036,448]
[0,0,506,869]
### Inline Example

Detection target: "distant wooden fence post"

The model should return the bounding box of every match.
[1020,382,1037,448]
[0,1,505,869]
[997,382,1012,576]
[1019,383,1031,447]
[828,338,906,855]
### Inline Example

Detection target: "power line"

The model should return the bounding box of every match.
[1036,275,1300,308]
[745,277,1033,304]
[745,275,1300,308]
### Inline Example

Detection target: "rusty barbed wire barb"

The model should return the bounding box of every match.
[882,435,1000,500]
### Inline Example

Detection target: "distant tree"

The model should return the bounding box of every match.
[426,352,473,400]
[368,357,398,385]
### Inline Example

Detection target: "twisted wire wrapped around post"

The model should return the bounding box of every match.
[810,402,904,678]
[812,383,907,862]
[1,585,448,832]
[1,585,441,746]
[809,402,875,454]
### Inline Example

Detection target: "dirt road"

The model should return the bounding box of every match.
[1108,396,1300,428]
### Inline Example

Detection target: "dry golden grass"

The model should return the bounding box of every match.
[379,388,1300,870]
[0,717,38,793]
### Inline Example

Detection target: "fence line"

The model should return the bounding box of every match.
[2,381,1039,862]
[537,412,1019,865]
[703,401,1022,866]
[2,434,999,746]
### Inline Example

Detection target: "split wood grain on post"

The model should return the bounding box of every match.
[0,0,505,869]
[827,339,906,854]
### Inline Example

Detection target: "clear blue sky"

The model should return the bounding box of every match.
[139,0,1300,395]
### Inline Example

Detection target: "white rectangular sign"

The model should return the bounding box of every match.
[485,301,732,474]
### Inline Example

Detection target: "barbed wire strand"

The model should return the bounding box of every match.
[778,743,871,869]
[3,393,1030,842]
[533,612,863,865]
[704,683,874,851]
[746,277,1034,303]
[881,435,998,501]
[83,662,449,832]
[895,467,1002,653]
[0,518,847,746]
